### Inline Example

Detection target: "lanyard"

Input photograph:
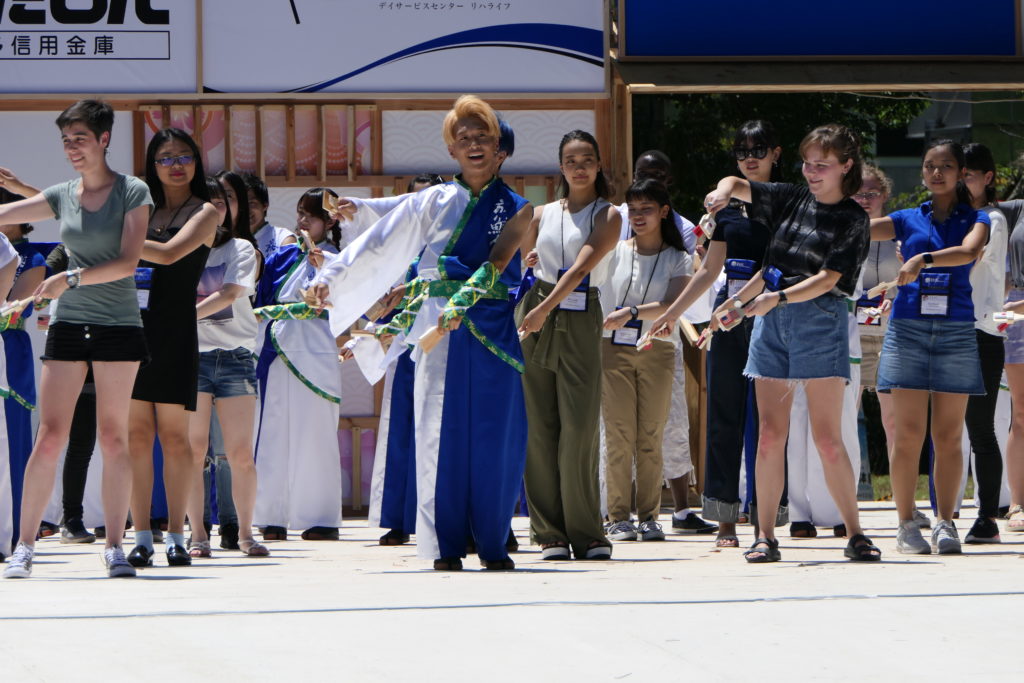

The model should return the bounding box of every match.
[619,239,663,307]
[560,199,599,270]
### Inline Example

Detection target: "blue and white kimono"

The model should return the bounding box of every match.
[317,176,529,562]
[253,240,344,532]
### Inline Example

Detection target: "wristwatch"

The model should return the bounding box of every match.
[65,268,82,289]
[776,289,788,306]
[629,305,639,321]
[922,252,935,268]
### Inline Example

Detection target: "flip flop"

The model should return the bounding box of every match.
[715,534,739,548]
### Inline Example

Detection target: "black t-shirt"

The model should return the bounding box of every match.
[710,202,771,268]
[748,181,869,297]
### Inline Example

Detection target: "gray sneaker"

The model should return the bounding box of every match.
[3,542,34,578]
[637,520,665,541]
[912,508,932,529]
[896,520,931,554]
[931,520,962,555]
[104,547,137,578]
[605,520,638,541]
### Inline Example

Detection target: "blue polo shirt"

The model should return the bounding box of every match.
[889,202,989,321]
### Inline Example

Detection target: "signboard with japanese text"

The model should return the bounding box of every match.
[0,0,196,93]
[202,0,605,93]
[620,0,1022,60]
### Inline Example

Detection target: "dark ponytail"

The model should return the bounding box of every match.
[556,129,612,200]
[624,178,685,252]
[964,142,997,205]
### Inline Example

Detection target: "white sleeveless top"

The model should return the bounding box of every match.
[533,198,613,288]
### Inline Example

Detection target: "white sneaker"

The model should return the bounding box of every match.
[912,509,932,529]
[896,520,931,554]
[104,546,137,578]
[3,542,34,578]
[931,520,962,555]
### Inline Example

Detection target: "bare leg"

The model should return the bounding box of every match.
[16,361,88,547]
[186,394,214,543]
[153,403,194,536]
[128,399,157,534]
[1004,364,1024,509]
[890,389,930,521]
[92,362,143,549]
[805,377,863,537]
[931,392,969,521]
[215,395,259,543]
[751,379,795,545]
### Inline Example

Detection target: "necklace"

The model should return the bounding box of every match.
[153,194,193,236]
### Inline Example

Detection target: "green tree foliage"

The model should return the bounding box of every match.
[632,93,931,218]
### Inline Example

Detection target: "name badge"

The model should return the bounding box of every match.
[134,267,154,311]
[725,259,756,299]
[557,268,590,312]
[611,311,642,346]
[763,265,784,292]
[856,295,882,326]
[919,272,950,318]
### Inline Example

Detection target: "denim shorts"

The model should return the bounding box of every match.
[877,318,984,394]
[744,295,849,381]
[1004,289,1024,364]
[197,347,258,399]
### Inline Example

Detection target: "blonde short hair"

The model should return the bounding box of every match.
[861,163,894,197]
[442,95,500,147]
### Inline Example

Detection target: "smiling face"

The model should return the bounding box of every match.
[296,201,328,242]
[963,167,993,205]
[447,117,498,175]
[560,139,600,192]
[627,197,669,238]
[921,145,963,198]
[60,122,108,173]
[247,189,267,229]
[153,138,196,192]
[801,144,851,201]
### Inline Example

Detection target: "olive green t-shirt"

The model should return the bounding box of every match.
[43,174,153,327]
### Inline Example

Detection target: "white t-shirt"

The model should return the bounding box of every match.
[600,240,692,346]
[197,239,259,352]
[253,222,295,261]
[534,199,614,288]
[0,233,17,273]
[971,206,1008,337]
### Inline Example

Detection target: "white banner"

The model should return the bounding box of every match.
[203,0,605,94]
[0,1,196,93]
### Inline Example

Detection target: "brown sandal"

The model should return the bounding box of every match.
[239,539,270,557]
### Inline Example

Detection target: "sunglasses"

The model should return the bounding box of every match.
[732,145,769,161]
[155,155,195,167]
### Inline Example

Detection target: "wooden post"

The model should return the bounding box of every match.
[285,104,296,182]
[255,105,264,178]
[318,105,327,183]
[224,105,234,171]
[347,105,357,182]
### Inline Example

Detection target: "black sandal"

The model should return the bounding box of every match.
[790,521,817,538]
[743,537,781,563]
[433,557,464,571]
[480,558,515,571]
[844,533,881,562]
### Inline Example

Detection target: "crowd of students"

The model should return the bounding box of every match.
[2,94,1023,577]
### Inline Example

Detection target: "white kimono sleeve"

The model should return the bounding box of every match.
[341,195,411,242]
[315,189,441,337]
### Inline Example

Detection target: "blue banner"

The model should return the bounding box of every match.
[622,1,1019,58]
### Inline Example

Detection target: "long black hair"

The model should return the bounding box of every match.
[214,170,253,244]
[144,128,210,208]
[964,142,997,205]
[623,178,685,252]
[206,177,233,249]
[733,119,783,182]
[298,188,341,249]
[0,187,32,236]
[556,130,612,200]
[924,138,973,206]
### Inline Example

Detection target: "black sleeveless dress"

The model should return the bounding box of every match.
[131,205,210,410]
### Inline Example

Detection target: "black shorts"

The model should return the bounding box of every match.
[42,322,150,363]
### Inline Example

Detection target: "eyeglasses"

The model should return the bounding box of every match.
[155,155,195,167]
[853,191,883,201]
[732,145,768,161]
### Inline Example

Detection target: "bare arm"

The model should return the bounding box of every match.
[896,220,988,286]
[870,216,896,242]
[197,283,246,320]
[0,193,55,225]
[518,205,541,263]
[9,265,44,301]
[704,176,752,212]
[651,240,727,335]
[0,166,42,198]
[141,203,219,264]
[744,269,841,318]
